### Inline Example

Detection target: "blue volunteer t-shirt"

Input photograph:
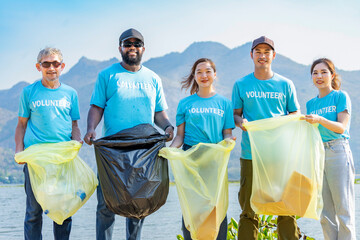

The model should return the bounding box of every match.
[18,81,80,148]
[90,63,168,137]
[306,90,351,142]
[232,73,300,159]
[176,93,235,146]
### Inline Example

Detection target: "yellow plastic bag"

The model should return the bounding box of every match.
[159,139,235,240]
[244,115,324,219]
[15,140,98,225]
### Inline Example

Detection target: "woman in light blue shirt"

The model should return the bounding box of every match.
[302,58,355,240]
[170,58,235,240]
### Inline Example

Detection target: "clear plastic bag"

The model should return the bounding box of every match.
[244,115,325,219]
[159,139,235,240]
[15,140,98,225]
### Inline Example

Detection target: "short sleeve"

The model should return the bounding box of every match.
[337,91,351,115]
[223,99,235,129]
[70,91,80,120]
[175,100,185,126]
[232,82,243,110]
[286,81,300,113]
[18,88,30,118]
[90,72,107,108]
[154,76,168,112]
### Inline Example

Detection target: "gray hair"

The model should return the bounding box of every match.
[37,47,63,63]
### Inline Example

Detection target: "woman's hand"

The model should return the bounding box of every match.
[300,114,323,124]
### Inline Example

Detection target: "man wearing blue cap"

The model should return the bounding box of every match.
[232,36,301,239]
[84,28,174,240]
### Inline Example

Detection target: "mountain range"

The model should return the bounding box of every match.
[1,41,359,183]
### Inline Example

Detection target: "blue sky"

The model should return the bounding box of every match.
[0,0,359,89]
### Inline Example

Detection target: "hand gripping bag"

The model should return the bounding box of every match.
[159,139,235,240]
[244,115,325,219]
[93,124,169,219]
[15,140,98,225]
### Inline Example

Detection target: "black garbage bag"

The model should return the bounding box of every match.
[93,124,169,219]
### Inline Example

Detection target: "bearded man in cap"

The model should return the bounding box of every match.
[232,36,301,240]
[84,28,174,240]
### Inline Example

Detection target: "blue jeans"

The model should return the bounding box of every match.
[96,180,145,240]
[181,216,228,240]
[23,164,72,240]
[321,139,356,240]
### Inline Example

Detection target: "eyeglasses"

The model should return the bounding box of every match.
[121,41,144,48]
[40,61,62,68]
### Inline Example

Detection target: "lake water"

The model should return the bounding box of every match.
[0,184,359,240]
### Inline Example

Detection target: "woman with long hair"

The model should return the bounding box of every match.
[302,58,355,240]
[170,58,235,240]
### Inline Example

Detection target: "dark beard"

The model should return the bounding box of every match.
[121,50,142,66]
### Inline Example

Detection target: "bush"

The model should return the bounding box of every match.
[228,216,315,240]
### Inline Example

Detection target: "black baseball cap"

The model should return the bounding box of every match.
[251,36,275,51]
[119,28,144,45]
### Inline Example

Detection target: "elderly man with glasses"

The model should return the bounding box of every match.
[15,47,82,240]
[84,28,174,240]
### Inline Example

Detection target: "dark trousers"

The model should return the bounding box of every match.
[23,164,72,240]
[238,159,299,240]
[96,178,144,240]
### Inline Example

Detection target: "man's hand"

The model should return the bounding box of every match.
[164,126,174,142]
[14,116,28,164]
[239,118,248,132]
[76,139,84,144]
[234,108,247,131]
[71,120,83,144]
[14,149,26,165]
[154,110,174,142]
[84,105,104,145]
[84,130,96,145]
[14,147,26,164]
[15,148,23,154]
